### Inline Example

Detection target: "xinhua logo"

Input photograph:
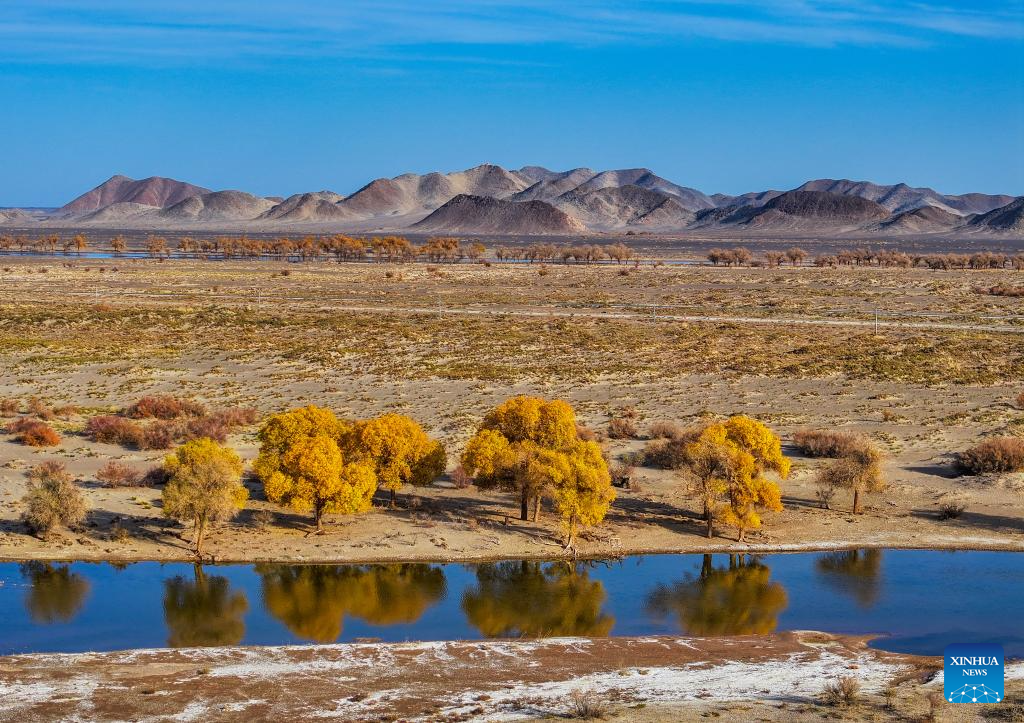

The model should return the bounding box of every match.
[944,643,1004,704]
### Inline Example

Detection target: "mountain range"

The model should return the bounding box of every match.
[3,165,1021,237]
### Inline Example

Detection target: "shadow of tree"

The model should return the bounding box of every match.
[909,508,1024,533]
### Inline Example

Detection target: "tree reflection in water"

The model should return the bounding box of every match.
[815,549,883,608]
[645,554,788,635]
[461,560,614,637]
[19,562,90,624]
[258,564,446,643]
[163,565,249,647]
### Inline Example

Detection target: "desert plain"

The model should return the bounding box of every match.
[1,246,1023,722]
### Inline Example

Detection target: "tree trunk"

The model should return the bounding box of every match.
[853,489,861,514]
[390,488,397,509]
[194,514,206,556]
[705,512,714,539]
[532,495,541,522]
[737,527,745,543]
[314,505,323,532]
[520,487,529,521]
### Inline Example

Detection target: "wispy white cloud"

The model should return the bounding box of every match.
[1,0,1020,66]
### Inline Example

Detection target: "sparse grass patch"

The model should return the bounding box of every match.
[568,689,609,719]
[820,676,860,707]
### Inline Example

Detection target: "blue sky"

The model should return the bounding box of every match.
[2,1,1023,205]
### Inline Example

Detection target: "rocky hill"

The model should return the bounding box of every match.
[58,175,210,216]
[877,206,963,233]
[554,185,694,229]
[967,197,1024,233]
[412,194,586,234]
[733,191,890,230]
[259,191,348,222]
[795,179,1013,216]
[159,191,276,222]
[338,164,535,221]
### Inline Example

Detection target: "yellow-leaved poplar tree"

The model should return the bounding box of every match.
[254,406,376,532]
[350,413,446,507]
[682,416,789,542]
[461,396,614,549]
[162,437,247,555]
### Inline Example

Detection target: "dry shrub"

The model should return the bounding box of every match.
[52,404,79,418]
[610,462,635,488]
[182,408,259,444]
[27,396,55,420]
[793,429,868,458]
[141,420,178,450]
[642,437,689,469]
[27,460,69,484]
[86,415,145,448]
[618,405,639,419]
[6,416,37,434]
[1017,391,1024,410]
[648,420,684,440]
[210,406,259,427]
[607,416,638,439]
[575,424,599,442]
[0,398,19,416]
[985,283,1024,297]
[126,394,206,420]
[957,437,1024,474]
[450,464,473,489]
[568,689,608,719]
[815,479,838,509]
[938,502,966,520]
[182,414,228,443]
[642,426,703,469]
[16,420,61,447]
[820,676,860,707]
[96,461,143,487]
[22,462,85,536]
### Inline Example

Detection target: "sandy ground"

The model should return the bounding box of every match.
[0,257,1021,563]
[1,632,1019,722]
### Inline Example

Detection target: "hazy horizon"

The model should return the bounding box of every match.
[2,1,1022,205]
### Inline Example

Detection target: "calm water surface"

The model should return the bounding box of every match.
[1,550,1021,656]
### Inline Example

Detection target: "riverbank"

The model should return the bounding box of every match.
[2,455,1023,565]
[2,632,1018,722]
[2,531,1024,565]
[0,633,931,721]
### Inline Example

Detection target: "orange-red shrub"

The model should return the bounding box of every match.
[125,395,206,420]
[16,420,61,447]
[86,415,145,448]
